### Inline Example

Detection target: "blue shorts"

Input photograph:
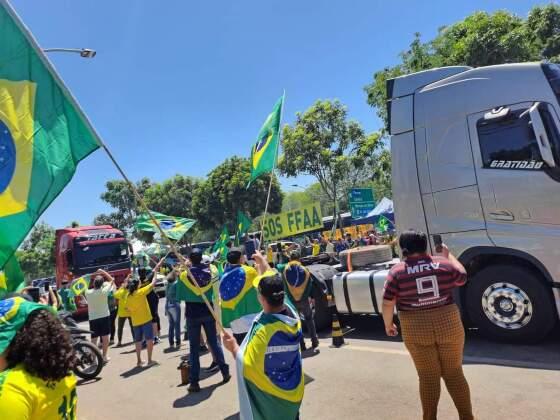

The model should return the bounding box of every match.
[133,322,154,343]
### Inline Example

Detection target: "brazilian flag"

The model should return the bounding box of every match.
[69,275,90,297]
[212,225,230,259]
[248,95,284,185]
[282,261,312,304]
[135,210,196,241]
[0,3,100,269]
[237,302,304,420]
[219,265,262,328]
[234,210,252,246]
[0,254,24,297]
[176,265,215,303]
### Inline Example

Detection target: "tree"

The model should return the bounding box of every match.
[93,178,153,236]
[16,222,56,281]
[365,6,560,128]
[144,175,201,218]
[279,100,380,222]
[192,156,283,232]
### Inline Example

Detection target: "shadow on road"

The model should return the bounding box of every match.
[224,414,240,420]
[173,382,224,408]
[77,377,102,386]
[333,313,560,371]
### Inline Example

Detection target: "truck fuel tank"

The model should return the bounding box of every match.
[332,259,399,315]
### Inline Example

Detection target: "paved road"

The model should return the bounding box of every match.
[78,312,560,420]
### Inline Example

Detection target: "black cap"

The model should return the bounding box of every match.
[289,250,301,260]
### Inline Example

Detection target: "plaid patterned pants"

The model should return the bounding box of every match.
[399,304,474,420]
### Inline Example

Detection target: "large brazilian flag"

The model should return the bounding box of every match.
[135,210,196,241]
[0,2,101,269]
[248,95,283,185]
[237,302,304,420]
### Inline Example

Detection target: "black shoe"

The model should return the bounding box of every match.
[205,361,219,372]
[311,339,319,349]
[199,345,209,354]
[188,383,201,393]
[222,372,232,384]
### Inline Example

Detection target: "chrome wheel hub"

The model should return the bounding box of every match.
[481,282,532,329]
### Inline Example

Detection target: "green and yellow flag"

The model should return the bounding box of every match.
[0,254,24,297]
[212,225,230,259]
[234,211,252,246]
[69,275,91,297]
[135,211,196,241]
[248,95,284,185]
[0,2,101,269]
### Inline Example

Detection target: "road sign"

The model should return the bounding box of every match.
[348,188,375,219]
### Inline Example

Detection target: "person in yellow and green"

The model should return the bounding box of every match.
[223,250,304,420]
[113,275,134,347]
[124,258,164,367]
[58,280,76,313]
[0,296,77,419]
[282,250,319,351]
[219,247,261,345]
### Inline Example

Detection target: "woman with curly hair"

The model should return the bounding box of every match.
[0,296,77,419]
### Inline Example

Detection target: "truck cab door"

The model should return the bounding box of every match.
[468,101,560,268]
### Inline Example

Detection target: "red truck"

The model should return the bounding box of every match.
[55,225,132,317]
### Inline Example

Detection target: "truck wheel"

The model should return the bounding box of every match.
[466,264,556,343]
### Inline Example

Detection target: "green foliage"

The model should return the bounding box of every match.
[365,5,560,128]
[17,222,56,281]
[192,156,283,232]
[144,175,201,217]
[279,100,389,216]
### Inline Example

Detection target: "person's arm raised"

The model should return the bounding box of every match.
[252,250,271,275]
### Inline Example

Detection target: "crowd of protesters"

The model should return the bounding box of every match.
[0,226,474,420]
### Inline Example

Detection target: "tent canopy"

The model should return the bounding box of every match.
[352,197,394,225]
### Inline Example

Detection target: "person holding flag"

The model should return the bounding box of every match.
[223,251,304,420]
[282,251,319,351]
[0,296,77,419]
[220,248,261,345]
[177,249,230,393]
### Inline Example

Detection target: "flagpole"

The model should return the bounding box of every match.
[98,142,225,333]
[259,90,285,246]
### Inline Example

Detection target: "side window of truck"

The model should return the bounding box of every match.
[477,109,545,170]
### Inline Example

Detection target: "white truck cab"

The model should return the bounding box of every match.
[330,63,560,342]
[387,62,560,341]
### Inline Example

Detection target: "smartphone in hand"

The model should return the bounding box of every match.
[28,287,41,302]
[432,234,443,253]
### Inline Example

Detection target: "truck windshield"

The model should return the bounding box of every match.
[74,242,129,268]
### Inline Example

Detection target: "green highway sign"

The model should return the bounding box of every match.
[348,188,375,219]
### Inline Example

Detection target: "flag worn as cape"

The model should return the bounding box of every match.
[176,264,215,303]
[0,2,101,269]
[236,302,304,420]
[135,211,196,241]
[0,296,53,354]
[219,265,261,328]
[282,261,312,304]
[248,95,284,185]
[235,211,252,246]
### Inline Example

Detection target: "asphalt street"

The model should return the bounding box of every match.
[77,311,560,420]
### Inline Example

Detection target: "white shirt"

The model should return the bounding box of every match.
[85,282,115,320]
[230,313,259,335]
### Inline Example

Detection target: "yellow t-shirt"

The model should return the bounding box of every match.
[312,243,320,256]
[113,287,130,318]
[0,364,77,420]
[124,284,153,327]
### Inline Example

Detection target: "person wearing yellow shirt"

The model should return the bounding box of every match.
[0,296,77,420]
[114,275,133,347]
[125,258,163,367]
[312,239,321,256]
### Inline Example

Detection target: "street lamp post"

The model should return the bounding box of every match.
[43,48,96,58]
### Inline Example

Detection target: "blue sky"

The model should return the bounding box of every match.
[10,0,540,227]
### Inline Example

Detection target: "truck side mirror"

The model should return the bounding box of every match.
[65,250,74,270]
[528,102,557,168]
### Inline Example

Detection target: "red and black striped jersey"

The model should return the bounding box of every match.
[382,255,466,311]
